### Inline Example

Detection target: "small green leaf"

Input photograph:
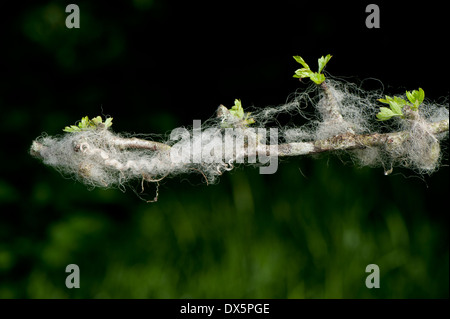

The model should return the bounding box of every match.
[406,88,424,110]
[310,72,325,85]
[406,90,414,105]
[243,112,255,125]
[417,88,425,104]
[293,56,310,69]
[293,68,314,79]
[79,116,90,129]
[391,96,407,115]
[104,117,113,128]
[378,97,390,104]
[225,99,255,127]
[376,107,396,121]
[318,54,332,74]
[293,54,331,84]
[63,115,114,133]
[378,96,405,117]
[91,116,103,126]
[229,99,244,119]
[389,103,402,116]
[63,125,82,132]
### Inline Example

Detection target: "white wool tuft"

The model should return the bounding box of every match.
[30,79,449,192]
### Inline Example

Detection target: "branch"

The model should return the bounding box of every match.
[109,135,171,151]
[31,119,449,163]
[29,108,448,203]
[272,119,448,157]
[29,54,449,202]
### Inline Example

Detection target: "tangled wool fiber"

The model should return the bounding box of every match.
[30,78,449,195]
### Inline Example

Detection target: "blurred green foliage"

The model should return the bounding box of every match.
[1,156,448,298]
[0,1,448,299]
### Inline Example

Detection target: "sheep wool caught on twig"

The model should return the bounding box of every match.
[30,55,449,201]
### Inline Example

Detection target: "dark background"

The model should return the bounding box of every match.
[0,0,448,298]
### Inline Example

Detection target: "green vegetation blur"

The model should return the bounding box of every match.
[0,1,448,298]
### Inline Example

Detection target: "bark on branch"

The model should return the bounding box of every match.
[31,119,448,160]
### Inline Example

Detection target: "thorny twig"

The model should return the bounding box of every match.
[31,119,448,166]
[30,82,449,201]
